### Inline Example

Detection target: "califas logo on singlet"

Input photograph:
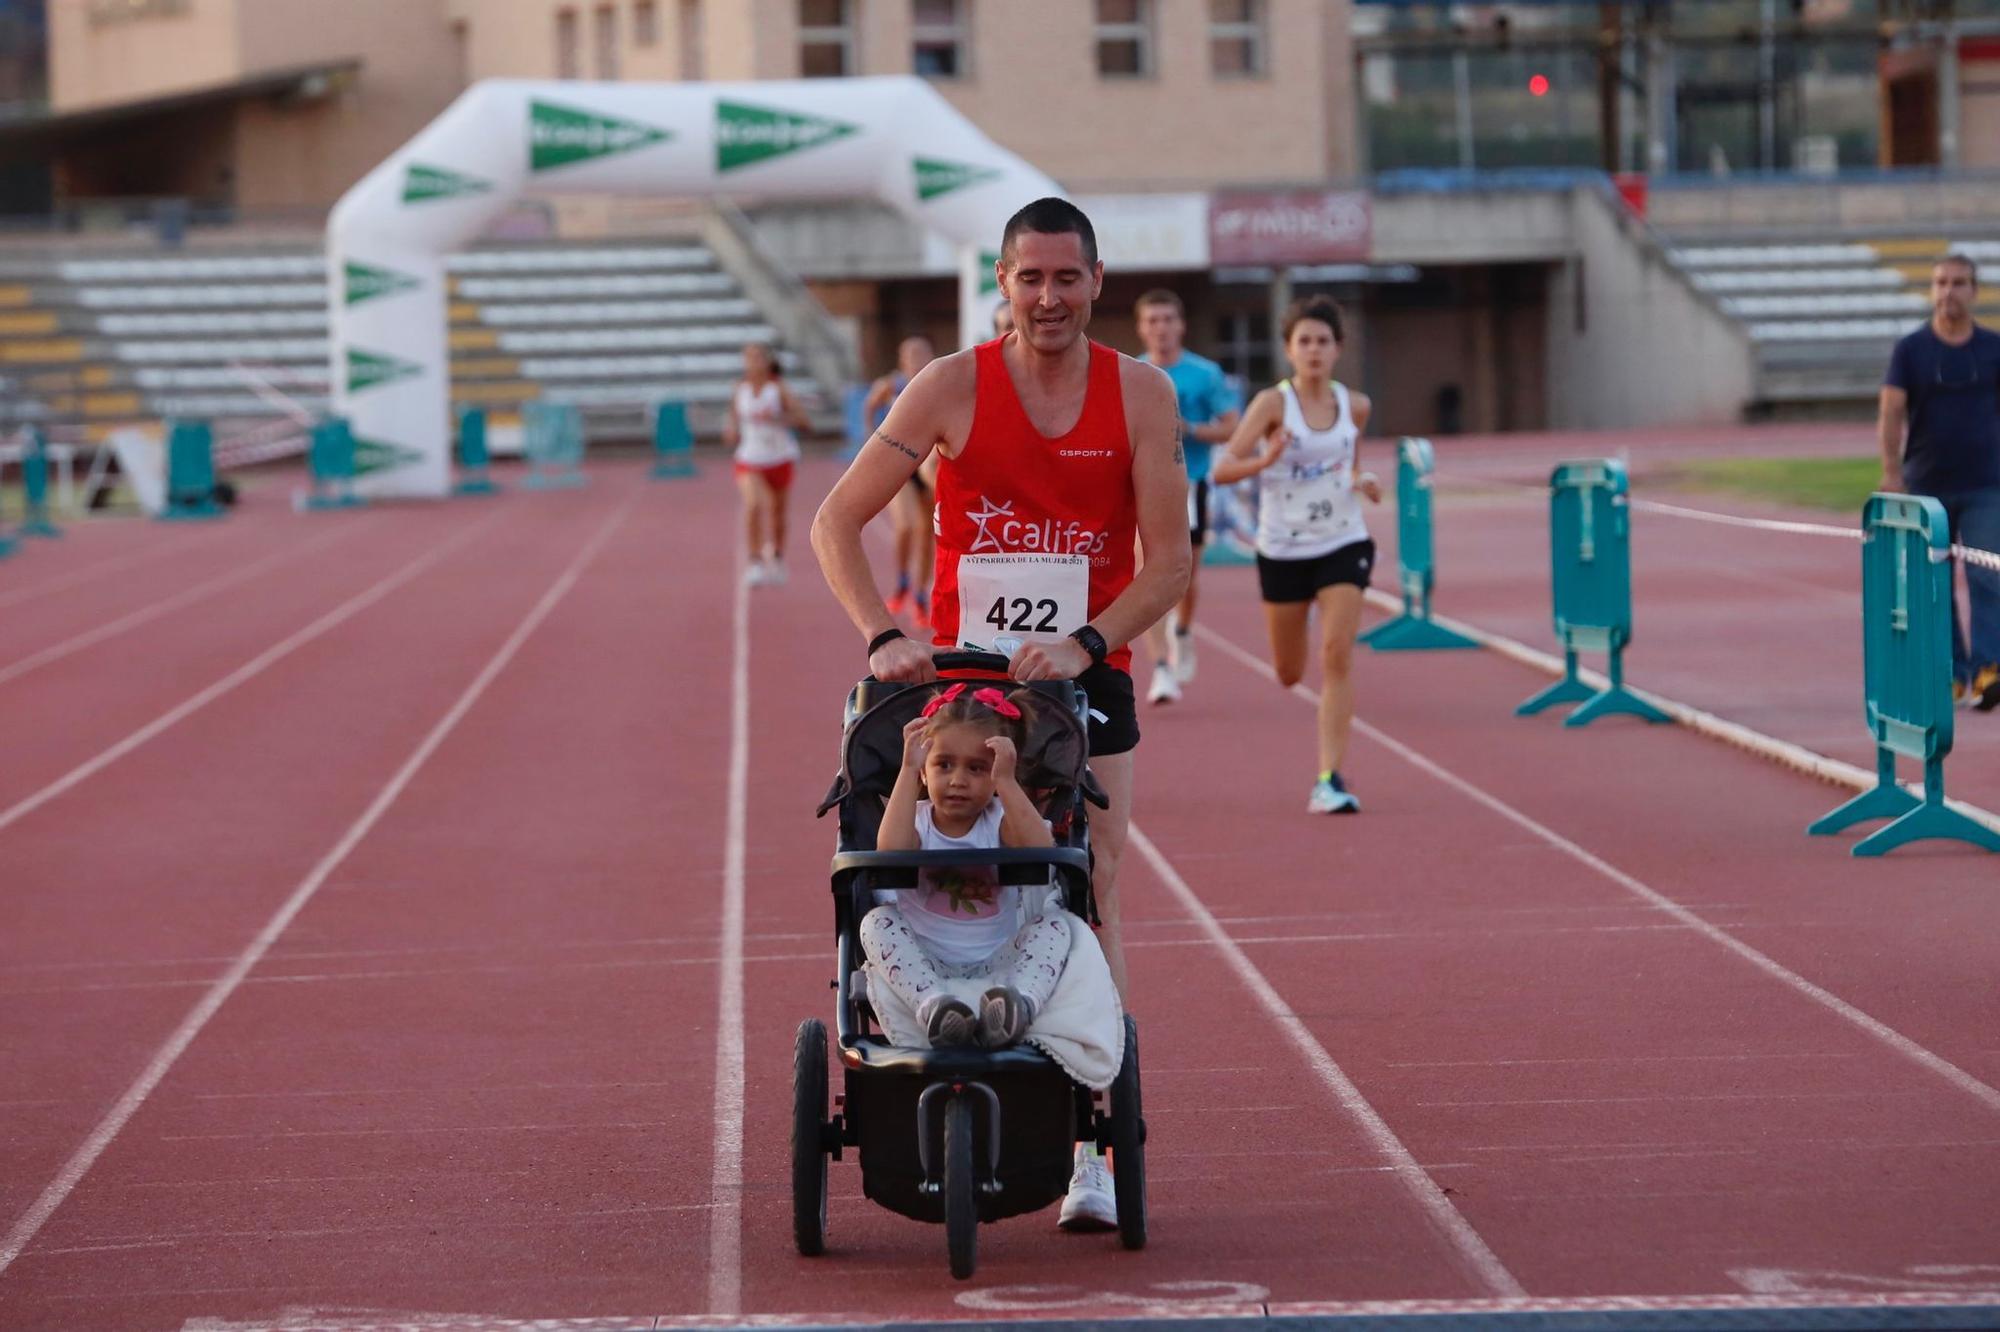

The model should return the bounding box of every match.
[964,495,1109,562]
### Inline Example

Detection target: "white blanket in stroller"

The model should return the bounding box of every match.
[864,911,1125,1090]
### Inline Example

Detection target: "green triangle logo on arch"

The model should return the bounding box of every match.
[353,434,426,476]
[530,98,671,171]
[915,156,1000,202]
[978,250,1001,297]
[715,99,858,172]
[402,162,491,204]
[344,260,420,307]
[347,347,424,395]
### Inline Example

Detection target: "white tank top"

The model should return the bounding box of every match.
[733,379,800,468]
[1255,380,1368,561]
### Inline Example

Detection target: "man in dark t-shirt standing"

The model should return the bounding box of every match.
[1880,252,2000,710]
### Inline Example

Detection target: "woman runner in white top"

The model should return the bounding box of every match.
[1212,296,1381,814]
[723,342,810,588]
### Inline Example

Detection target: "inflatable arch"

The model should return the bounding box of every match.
[327,75,1059,498]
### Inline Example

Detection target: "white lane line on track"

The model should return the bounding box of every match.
[1194,622,2000,1118]
[1126,823,1528,1299]
[0,497,633,1279]
[0,535,230,612]
[0,508,507,838]
[0,519,365,688]
[706,536,749,1317]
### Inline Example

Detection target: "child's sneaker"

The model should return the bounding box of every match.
[976,986,1036,1048]
[1308,772,1360,814]
[918,995,976,1047]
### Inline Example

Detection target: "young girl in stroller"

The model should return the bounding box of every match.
[862,682,1072,1049]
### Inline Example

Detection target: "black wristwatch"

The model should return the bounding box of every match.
[1068,624,1108,668]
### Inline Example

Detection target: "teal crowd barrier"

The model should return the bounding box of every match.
[650,400,696,479]
[1360,437,1476,651]
[455,407,499,496]
[303,416,364,511]
[522,401,587,490]
[1516,458,1669,727]
[19,427,60,538]
[1809,493,2000,856]
[160,419,222,521]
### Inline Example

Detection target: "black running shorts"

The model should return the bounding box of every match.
[1256,539,1377,604]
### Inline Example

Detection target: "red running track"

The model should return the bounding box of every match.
[1,454,1997,1330]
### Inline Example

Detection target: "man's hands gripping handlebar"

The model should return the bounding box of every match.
[866,634,1096,685]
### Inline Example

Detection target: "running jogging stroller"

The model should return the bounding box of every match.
[796,650,1147,1279]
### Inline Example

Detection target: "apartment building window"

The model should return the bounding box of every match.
[594,4,619,78]
[1095,0,1151,79]
[799,0,853,78]
[633,0,658,46]
[913,0,968,79]
[678,0,704,79]
[555,7,580,78]
[1210,0,1265,78]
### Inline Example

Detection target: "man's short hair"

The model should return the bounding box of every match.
[1938,252,1980,288]
[1135,289,1184,318]
[1000,196,1098,268]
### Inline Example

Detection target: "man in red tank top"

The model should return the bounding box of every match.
[813,201,1190,1226]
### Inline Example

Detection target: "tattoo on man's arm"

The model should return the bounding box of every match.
[876,432,921,462]
[1171,416,1185,466]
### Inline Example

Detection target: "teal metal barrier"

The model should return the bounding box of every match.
[1516,458,1669,727]
[303,416,364,511]
[160,420,222,521]
[651,400,696,479]
[1360,437,1476,651]
[1810,493,2000,856]
[522,402,587,489]
[455,407,499,496]
[19,427,60,538]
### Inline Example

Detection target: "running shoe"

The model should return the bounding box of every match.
[886,587,911,615]
[910,598,931,632]
[1146,669,1181,706]
[1955,678,1972,709]
[1057,1146,1118,1232]
[1975,663,2000,713]
[763,559,788,587]
[1307,773,1360,814]
[1174,629,1198,684]
[743,562,768,589]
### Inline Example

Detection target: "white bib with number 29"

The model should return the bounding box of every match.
[1278,462,1350,536]
[956,553,1089,653]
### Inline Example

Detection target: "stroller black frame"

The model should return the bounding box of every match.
[793,651,1147,1279]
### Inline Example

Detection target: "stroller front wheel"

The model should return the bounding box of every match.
[944,1095,978,1279]
[791,1018,830,1256]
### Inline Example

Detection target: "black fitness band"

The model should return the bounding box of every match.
[867,627,906,657]
[1068,624,1109,667]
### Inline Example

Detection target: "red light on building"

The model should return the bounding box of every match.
[1528,73,1550,97]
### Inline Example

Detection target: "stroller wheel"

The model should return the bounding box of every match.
[791,1018,830,1256]
[944,1095,978,1280]
[1110,1013,1147,1250]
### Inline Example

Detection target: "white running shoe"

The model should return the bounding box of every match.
[743,562,769,589]
[1174,630,1197,684]
[763,559,787,586]
[1307,773,1360,814]
[1057,1146,1118,1232]
[1145,669,1181,706]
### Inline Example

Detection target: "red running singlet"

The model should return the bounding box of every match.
[931,337,1137,673]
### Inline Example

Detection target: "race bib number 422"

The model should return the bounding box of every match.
[956,553,1089,654]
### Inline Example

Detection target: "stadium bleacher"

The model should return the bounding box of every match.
[1665,233,2000,413]
[0,238,820,447]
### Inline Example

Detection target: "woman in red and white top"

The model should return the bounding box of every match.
[723,342,811,588]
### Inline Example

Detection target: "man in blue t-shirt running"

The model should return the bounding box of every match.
[1880,251,2000,711]
[1135,289,1239,705]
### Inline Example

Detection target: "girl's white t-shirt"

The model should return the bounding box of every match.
[732,380,801,468]
[877,799,1050,967]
